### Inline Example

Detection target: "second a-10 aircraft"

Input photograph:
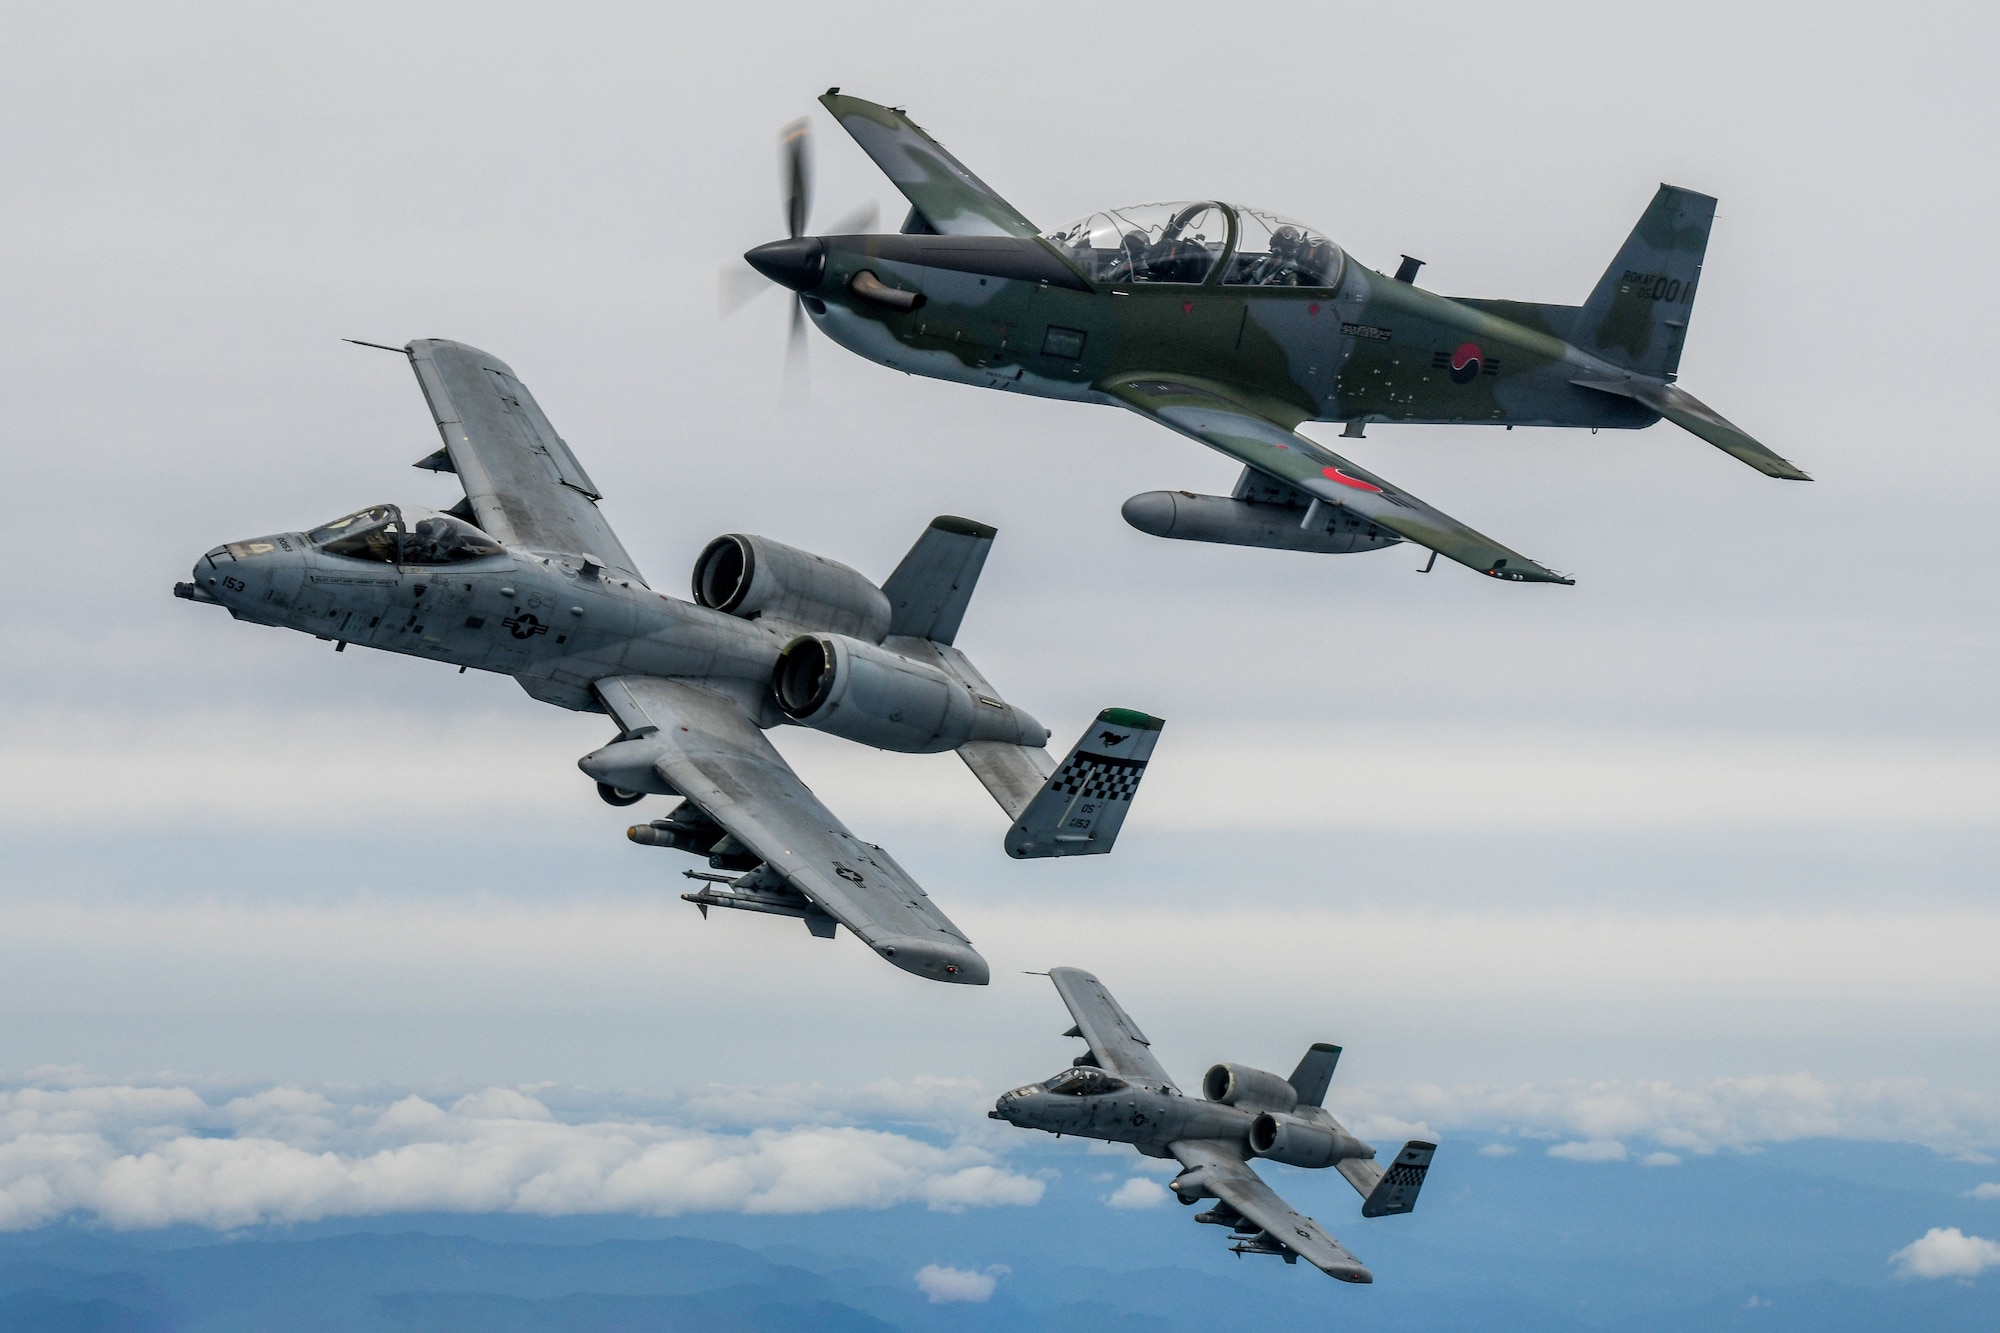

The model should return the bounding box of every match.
[743,91,1810,585]
[994,968,1434,1283]
[176,338,1163,986]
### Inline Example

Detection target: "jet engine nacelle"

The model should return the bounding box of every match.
[772,632,1046,754]
[1122,491,1398,555]
[693,533,893,642]
[1248,1110,1373,1169]
[1201,1063,1299,1114]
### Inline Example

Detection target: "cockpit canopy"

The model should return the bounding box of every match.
[307,505,506,566]
[1041,201,1343,288]
[1042,1066,1129,1097]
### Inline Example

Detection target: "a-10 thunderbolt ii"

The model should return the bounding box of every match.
[174,338,1163,985]
[994,968,1434,1283]
[743,91,1810,585]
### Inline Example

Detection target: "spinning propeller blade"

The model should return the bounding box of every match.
[734,114,882,396]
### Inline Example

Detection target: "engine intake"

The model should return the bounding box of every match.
[773,633,1045,754]
[1249,1110,1372,1170]
[1201,1063,1299,1114]
[693,534,893,641]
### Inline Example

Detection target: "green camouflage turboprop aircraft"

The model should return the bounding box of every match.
[744,91,1809,586]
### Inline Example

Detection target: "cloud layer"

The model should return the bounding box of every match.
[8,709,1999,834]
[1347,1073,2000,1157]
[0,1075,1040,1231]
[8,1068,2000,1235]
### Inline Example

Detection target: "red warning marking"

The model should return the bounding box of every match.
[1308,303,1321,315]
[1182,301,1194,314]
[1322,466,1383,493]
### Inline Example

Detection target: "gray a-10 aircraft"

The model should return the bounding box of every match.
[175,338,1163,985]
[993,968,1434,1283]
[742,92,1810,585]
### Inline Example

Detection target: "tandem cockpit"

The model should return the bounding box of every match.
[1041,202,1345,288]
[306,505,507,566]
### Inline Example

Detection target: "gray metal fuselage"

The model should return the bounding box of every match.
[993,1073,1329,1159]
[193,533,795,719]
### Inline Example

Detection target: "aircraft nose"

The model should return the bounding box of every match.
[174,548,232,605]
[744,237,826,293]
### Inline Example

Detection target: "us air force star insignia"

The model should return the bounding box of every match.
[835,866,865,883]
[502,613,548,640]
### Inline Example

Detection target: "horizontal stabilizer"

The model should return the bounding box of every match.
[1360,1142,1436,1218]
[958,739,1055,822]
[1574,376,1810,480]
[1005,710,1163,859]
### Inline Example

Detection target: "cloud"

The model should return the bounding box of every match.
[1971,1183,2000,1200]
[1548,1139,1628,1162]
[1891,1228,2000,1279]
[915,1264,1006,1303]
[1105,1177,1168,1209]
[1641,1152,1683,1167]
[1477,1143,1518,1157]
[1347,1073,2000,1156]
[12,710,2000,834]
[0,1075,1043,1231]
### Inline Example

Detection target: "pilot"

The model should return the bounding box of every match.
[1264,226,1303,285]
[408,516,453,564]
[1114,230,1149,282]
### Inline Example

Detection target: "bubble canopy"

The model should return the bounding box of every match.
[307,505,506,566]
[1041,201,1344,288]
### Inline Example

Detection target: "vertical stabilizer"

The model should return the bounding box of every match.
[1360,1142,1436,1217]
[1574,185,1715,380]
[1288,1043,1342,1107]
[881,516,995,645]
[1003,709,1163,858]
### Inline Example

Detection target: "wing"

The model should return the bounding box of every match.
[596,675,989,985]
[1170,1139,1372,1283]
[404,339,645,582]
[819,92,1039,239]
[1047,967,1173,1086]
[1102,374,1573,584]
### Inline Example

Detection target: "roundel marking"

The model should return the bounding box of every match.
[1322,466,1383,494]
[1450,341,1483,384]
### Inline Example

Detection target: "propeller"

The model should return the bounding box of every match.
[723,117,880,393]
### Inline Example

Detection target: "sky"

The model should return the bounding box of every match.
[2,0,1997,1317]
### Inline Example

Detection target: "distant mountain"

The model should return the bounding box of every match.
[0,1139,1992,1331]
